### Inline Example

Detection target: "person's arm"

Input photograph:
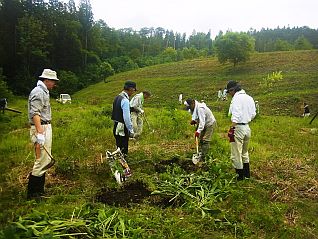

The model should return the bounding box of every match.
[196,108,206,133]
[32,115,44,134]
[121,99,134,133]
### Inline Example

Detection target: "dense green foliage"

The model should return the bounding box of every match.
[214,32,255,66]
[0,50,317,238]
[0,0,318,96]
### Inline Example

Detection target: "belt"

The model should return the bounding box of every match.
[31,120,51,125]
[237,123,247,125]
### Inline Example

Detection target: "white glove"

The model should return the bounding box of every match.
[36,133,45,146]
[140,109,144,114]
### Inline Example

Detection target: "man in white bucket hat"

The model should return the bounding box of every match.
[27,69,59,199]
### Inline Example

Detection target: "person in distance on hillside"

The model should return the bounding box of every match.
[184,98,217,162]
[217,88,222,101]
[302,102,310,117]
[226,80,256,180]
[179,93,183,105]
[222,88,228,101]
[112,81,137,157]
[27,69,59,199]
[130,91,152,137]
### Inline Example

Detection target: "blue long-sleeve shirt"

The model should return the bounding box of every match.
[120,92,134,133]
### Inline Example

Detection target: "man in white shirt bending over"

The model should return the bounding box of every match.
[226,80,256,180]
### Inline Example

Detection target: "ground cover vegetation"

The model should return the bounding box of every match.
[0,50,317,238]
[1,0,318,98]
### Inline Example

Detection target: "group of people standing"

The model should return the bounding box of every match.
[26,68,256,200]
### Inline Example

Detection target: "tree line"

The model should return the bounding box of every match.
[0,0,317,97]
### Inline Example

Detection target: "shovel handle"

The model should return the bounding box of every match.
[195,136,199,154]
[43,145,54,160]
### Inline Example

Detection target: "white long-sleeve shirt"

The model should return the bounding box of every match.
[192,101,216,133]
[229,90,256,124]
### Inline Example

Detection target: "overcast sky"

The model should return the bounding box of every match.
[79,0,317,38]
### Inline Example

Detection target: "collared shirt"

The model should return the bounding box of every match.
[229,89,256,124]
[28,80,51,124]
[130,92,144,113]
[191,100,216,133]
[120,91,134,133]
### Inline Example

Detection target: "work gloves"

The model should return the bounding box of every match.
[190,120,197,125]
[227,127,235,142]
[36,133,45,146]
[139,109,144,114]
[194,131,200,138]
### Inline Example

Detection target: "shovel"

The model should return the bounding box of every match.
[192,136,201,165]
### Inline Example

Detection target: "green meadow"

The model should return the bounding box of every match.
[0,50,317,238]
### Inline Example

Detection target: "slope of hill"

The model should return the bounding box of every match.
[75,50,318,116]
[0,50,317,238]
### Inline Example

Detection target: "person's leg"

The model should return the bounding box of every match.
[28,125,52,199]
[231,126,244,180]
[131,112,138,134]
[137,114,143,135]
[242,126,251,178]
[200,124,214,161]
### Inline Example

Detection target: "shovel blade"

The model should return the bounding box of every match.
[192,152,202,165]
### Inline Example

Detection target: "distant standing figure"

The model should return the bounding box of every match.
[255,101,260,114]
[179,93,183,104]
[222,88,228,101]
[226,80,256,181]
[27,69,59,199]
[217,88,222,101]
[303,102,310,117]
[130,91,152,137]
[111,81,137,156]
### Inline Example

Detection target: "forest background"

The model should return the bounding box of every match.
[0,0,318,98]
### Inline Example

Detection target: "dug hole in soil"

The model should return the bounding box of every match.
[96,180,184,208]
[96,156,196,207]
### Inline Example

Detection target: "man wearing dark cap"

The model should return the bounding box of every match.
[184,98,216,163]
[111,81,137,156]
[226,80,256,180]
[27,69,59,199]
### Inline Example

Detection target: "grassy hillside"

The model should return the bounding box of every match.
[0,50,317,238]
[75,50,318,116]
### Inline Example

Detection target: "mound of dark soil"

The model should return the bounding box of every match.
[96,181,151,206]
[154,156,199,173]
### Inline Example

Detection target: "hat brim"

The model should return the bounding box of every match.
[39,75,59,81]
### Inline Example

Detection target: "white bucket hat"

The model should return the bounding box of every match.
[39,69,59,81]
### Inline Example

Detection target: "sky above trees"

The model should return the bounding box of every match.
[71,0,318,38]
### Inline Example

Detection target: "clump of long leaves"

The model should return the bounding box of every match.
[153,160,234,217]
[1,205,143,238]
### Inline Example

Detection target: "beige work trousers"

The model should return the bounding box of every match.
[230,124,251,169]
[30,124,52,176]
[131,112,143,136]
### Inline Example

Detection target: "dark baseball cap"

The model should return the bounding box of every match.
[124,80,137,91]
[226,80,238,92]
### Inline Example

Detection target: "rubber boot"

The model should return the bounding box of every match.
[243,163,250,179]
[27,173,45,200]
[235,169,244,181]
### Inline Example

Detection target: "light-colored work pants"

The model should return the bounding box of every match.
[131,112,143,136]
[30,124,52,176]
[230,124,251,169]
